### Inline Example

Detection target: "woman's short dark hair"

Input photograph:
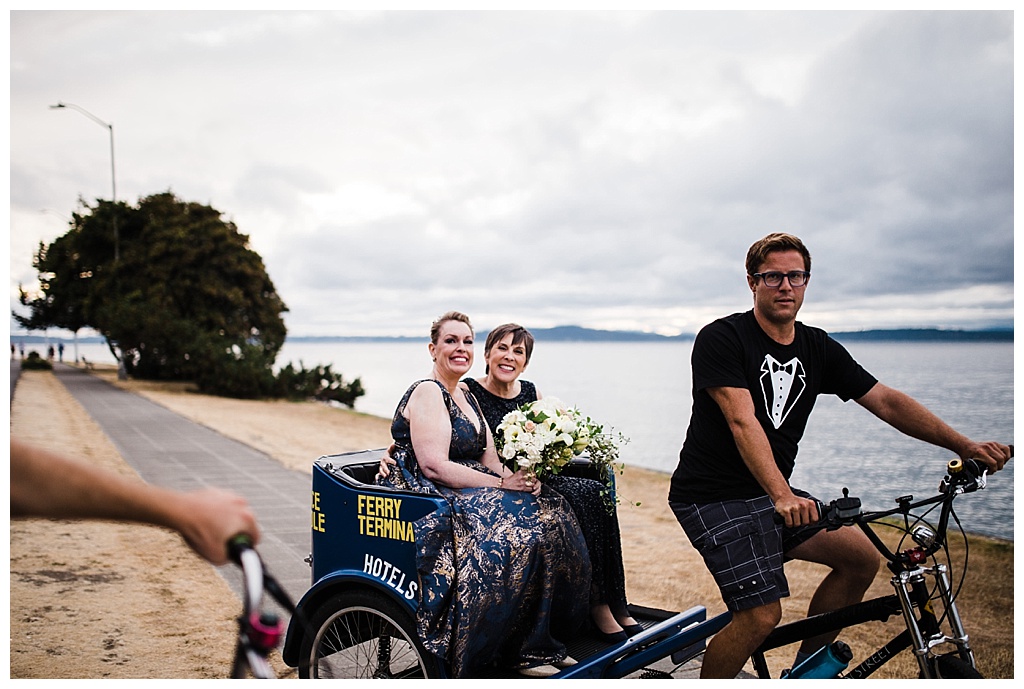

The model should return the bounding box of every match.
[483,323,535,373]
[430,311,473,344]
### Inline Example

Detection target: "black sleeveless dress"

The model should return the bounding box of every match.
[463,378,631,618]
[379,379,590,677]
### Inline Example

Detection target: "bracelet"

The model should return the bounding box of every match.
[498,476,504,489]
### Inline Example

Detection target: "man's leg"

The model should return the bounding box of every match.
[786,526,880,655]
[701,601,781,678]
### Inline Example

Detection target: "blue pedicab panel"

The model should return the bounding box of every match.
[281,449,447,667]
[308,449,445,605]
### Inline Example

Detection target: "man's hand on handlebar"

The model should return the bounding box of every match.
[962,441,1013,474]
[773,492,820,528]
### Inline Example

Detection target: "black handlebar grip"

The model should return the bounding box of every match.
[227,534,254,565]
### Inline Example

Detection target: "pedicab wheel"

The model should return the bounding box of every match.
[299,588,440,679]
[927,654,983,679]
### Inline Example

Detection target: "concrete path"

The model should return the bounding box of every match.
[47,363,315,610]
[24,362,715,678]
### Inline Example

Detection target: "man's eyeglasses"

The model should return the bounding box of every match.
[751,271,810,288]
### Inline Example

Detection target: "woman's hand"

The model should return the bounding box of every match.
[500,469,542,496]
[376,444,398,480]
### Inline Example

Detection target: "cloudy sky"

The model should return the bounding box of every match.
[8,10,1014,338]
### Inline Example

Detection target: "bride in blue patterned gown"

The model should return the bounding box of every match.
[377,311,590,678]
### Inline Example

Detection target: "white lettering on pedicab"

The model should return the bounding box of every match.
[364,554,419,600]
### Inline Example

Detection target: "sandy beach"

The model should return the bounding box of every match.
[9,365,1013,678]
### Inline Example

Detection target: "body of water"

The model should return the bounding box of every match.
[48,337,1014,540]
[277,339,1014,542]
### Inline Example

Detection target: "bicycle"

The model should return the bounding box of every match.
[228,536,298,679]
[281,449,1006,679]
[744,454,1003,679]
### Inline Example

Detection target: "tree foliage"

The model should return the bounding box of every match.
[18,192,288,381]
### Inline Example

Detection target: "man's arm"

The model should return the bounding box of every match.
[855,383,1011,472]
[10,439,261,565]
[708,386,818,527]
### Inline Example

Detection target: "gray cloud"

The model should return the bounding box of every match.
[9,10,1013,338]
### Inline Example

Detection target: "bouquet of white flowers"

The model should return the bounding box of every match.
[494,397,629,490]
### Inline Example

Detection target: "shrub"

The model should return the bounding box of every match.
[191,345,366,407]
[274,362,365,407]
[20,351,53,370]
[193,343,277,399]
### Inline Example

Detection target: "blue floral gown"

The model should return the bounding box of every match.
[378,380,590,677]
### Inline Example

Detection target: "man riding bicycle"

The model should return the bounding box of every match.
[668,233,1011,679]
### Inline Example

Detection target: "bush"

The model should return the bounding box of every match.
[192,345,366,408]
[20,351,53,370]
[274,362,365,407]
[193,343,278,399]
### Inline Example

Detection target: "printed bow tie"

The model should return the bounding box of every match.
[772,362,794,375]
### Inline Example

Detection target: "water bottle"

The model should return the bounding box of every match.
[780,640,853,679]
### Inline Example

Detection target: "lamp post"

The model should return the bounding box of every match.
[50,101,125,379]
[50,101,118,262]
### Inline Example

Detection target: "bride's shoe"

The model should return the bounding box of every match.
[518,664,561,678]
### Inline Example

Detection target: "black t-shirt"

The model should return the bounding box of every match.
[669,310,877,503]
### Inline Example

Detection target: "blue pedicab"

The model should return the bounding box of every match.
[280,449,722,679]
[281,451,993,679]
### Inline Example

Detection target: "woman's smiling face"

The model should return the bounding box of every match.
[485,332,529,384]
[431,320,474,379]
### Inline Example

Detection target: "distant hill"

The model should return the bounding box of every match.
[831,328,1013,343]
[280,326,1010,343]
[11,326,1012,345]
[525,325,693,342]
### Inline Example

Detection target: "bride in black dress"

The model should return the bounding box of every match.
[377,312,590,677]
[463,322,641,643]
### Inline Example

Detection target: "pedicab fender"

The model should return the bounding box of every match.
[281,569,419,667]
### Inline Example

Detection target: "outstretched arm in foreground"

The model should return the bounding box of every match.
[10,438,261,566]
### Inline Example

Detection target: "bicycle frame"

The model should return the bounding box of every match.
[750,461,984,679]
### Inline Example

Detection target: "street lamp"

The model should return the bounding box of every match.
[50,101,118,262]
[50,101,125,379]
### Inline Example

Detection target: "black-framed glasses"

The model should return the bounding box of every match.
[751,271,810,288]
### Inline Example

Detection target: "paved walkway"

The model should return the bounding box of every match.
[19,362,716,678]
[45,363,315,610]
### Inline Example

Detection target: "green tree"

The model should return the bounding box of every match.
[18,192,288,381]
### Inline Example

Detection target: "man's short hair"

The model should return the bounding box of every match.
[746,233,812,275]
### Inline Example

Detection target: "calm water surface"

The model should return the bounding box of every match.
[62,338,1014,540]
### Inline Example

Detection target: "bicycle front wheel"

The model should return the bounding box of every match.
[299,589,441,679]
[929,654,983,679]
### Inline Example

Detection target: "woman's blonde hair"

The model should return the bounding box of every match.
[430,311,473,344]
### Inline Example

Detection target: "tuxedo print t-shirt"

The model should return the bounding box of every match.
[670,310,877,503]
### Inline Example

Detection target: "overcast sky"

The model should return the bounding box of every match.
[8,10,1014,338]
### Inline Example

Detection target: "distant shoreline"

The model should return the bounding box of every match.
[10,325,1014,346]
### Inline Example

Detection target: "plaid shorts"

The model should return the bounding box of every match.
[670,489,818,612]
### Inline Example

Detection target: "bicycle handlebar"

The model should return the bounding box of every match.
[227,534,297,678]
[812,456,990,529]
